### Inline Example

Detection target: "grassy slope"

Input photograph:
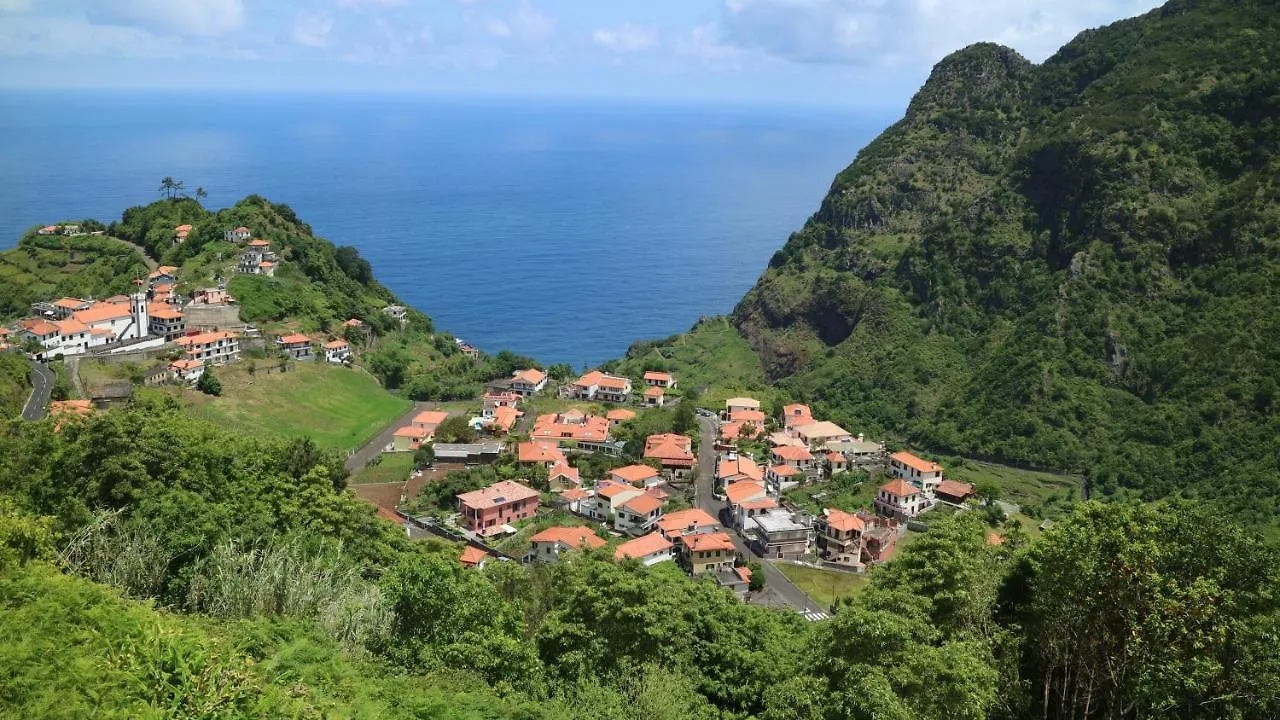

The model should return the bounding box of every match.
[350,452,416,486]
[774,563,868,609]
[0,234,149,318]
[174,362,410,451]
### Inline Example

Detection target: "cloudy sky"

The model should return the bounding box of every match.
[0,0,1162,106]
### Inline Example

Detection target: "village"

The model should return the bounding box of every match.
[6,221,1017,617]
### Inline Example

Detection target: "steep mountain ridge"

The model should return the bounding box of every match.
[732,0,1280,518]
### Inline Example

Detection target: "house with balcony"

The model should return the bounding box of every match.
[567,370,632,403]
[614,492,664,536]
[890,451,945,496]
[509,368,547,397]
[148,305,186,341]
[457,480,540,537]
[733,496,778,531]
[483,391,520,416]
[175,331,240,365]
[276,334,314,361]
[657,508,721,541]
[681,532,737,575]
[816,508,865,568]
[324,340,351,364]
[747,509,811,559]
[874,478,929,521]
[528,526,605,563]
[582,479,643,523]
[614,533,674,566]
[642,371,676,389]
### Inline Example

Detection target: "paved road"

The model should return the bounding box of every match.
[694,415,818,613]
[21,360,54,421]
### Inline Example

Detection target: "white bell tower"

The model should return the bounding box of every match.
[130,291,149,339]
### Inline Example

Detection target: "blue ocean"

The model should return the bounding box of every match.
[0,91,887,366]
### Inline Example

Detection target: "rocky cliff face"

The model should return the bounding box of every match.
[731,0,1280,520]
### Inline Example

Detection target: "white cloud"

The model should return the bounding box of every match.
[292,11,334,48]
[717,0,1163,66]
[510,0,552,42]
[592,23,659,54]
[85,0,245,38]
[0,0,32,13]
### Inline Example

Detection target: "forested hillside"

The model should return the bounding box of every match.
[732,0,1280,520]
[2,401,1277,719]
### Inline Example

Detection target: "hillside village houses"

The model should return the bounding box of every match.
[614,533,674,566]
[392,410,449,452]
[509,368,547,396]
[643,433,696,480]
[277,333,314,361]
[642,371,677,389]
[323,340,351,364]
[237,239,277,276]
[176,331,241,365]
[224,226,251,243]
[528,526,605,563]
[644,386,666,407]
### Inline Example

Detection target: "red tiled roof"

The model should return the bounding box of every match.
[773,445,814,462]
[72,302,130,325]
[891,451,943,474]
[611,465,659,484]
[740,497,778,511]
[459,546,489,567]
[530,526,605,550]
[718,455,763,482]
[519,441,565,464]
[656,508,719,536]
[770,464,801,477]
[607,408,637,422]
[595,480,641,499]
[725,481,766,505]
[278,333,310,345]
[176,330,237,347]
[394,425,428,438]
[936,479,975,498]
[413,410,449,427]
[512,368,546,385]
[324,340,348,350]
[825,508,864,533]
[880,478,919,498]
[621,493,663,515]
[614,533,673,560]
[644,386,664,397]
[558,487,591,501]
[457,480,539,510]
[686,532,735,553]
[643,371,673,382]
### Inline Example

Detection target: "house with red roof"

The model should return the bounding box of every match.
[323,339,351,364]
[457,480,540,536]
[509,368,547,397]
[582,479,643,523]
[825,451,850,475]
[816,508,864,564]
[656,508,720,540]
[771,444,815,470]
[642,370,676,389]
[529,526,605,563]
[643,433,696,480]
[609,464,661,488]
[459,545,492,569]
[147,304,186,341]
[890,451,945,496]
[935,479,975,505]
[553,486,592,513]
[614,533,674,566]
[614,492,665,536]
[485,405,520,435]
[224,226,252,243]
[530,412,611,447]
[644,385,665,407]
[606,408,636,426]
[518,440,567,469]
[782,403,814,429]
[567,370,632,403]
[767,464,802,491]
[732,495,778,531]
[874,478,929,520]
[682,532,737,575]
[169,358,205,385]
[173,224,192,244]
[548,461,580,492]
[717,454,764,486]
[392,425,429,452]
[175,331,240,365]
[276,333,313,361]
[483,391,520,416]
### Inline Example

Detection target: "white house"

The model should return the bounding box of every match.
[323,340,351,364]
[509,368,547,397]
[169,358,205,385]
[890,451,945,496]
[277,333,313,361]
[568,371,632,403]
[874,478,929,520]
[614,533,674,566]
[175,331,240,365]
[224,226,251,243]
[613,493,665,537]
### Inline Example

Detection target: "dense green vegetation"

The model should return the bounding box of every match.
[719,0,1280,522]
[0,228,147,318]
[0,353,31,418]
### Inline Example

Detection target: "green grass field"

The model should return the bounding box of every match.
[350,452,416,486]
[943,459,1081,508]
[774,562,868,608]
[180,362,410,450]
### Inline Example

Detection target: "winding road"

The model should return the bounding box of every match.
[694,415,822,613]
[21,360,54,420]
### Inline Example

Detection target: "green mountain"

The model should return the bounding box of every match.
[728,0,1280,520]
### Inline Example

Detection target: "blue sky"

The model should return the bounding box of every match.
[0,0,1162,107]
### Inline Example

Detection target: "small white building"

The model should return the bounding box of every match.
[277,333,314,361]
[323,340,351,364]
[224,226,251,243]
[614,533,674,566]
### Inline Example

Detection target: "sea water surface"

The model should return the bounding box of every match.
[0,91,887,366]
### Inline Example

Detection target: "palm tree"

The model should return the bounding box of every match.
[195,186,208,201]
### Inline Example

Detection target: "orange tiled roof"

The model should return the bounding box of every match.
[530,526,605,550]
[725,481,766,505]
[176,331,237,346]
[324,340,348,350]
[549,461,580,483]
[72,303,130,325]
[148,305,183,320]
[53,297,86,309]
[247,238,270,247]
[621,493,663,515]
[531,413,611,442]
[278,333,310,345]
[825,508,864,533]
[643,371,673,382]
[611,464,659,484]
[456,480,539,510]
[169,359,203,372]
[718,455,763,482]
[53,318,89,335]
[459,546,490,567]
[519,441,565,464]
[936,479,975,497]
[891,451,943,474]
[773,445,814,462]
[559,487,591,501]
[607,408,637,422]
[740,497,778,511]
[412,410,449,427]
[614,533,673,560]
[770,464,801,477]
[595,480,641,499]
[880,478,919,498]
[729,409,766,424]
[512,368,546,385]
[686,532,735,553]
[490,405,519,432]
[656,508,718,536]
[645,386,664,397]
[394,425,428,438]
